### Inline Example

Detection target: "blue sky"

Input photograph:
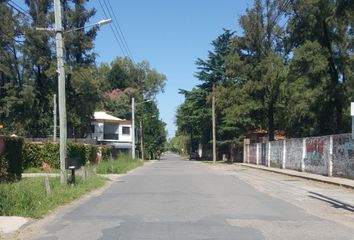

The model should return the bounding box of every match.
[15,0,254,138]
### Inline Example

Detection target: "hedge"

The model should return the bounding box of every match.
[22,142,43,169]
[0,136,24,182]
[22,142,99,170]
[101,145,113,161]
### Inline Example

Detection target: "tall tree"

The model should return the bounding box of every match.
[224,0,287,140]
[0,1,25,134]
[60,0,100,137]
[22,0,56,137]
[286,0,353,134]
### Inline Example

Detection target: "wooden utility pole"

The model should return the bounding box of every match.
[54,0,67,185]
[212,84,216,164]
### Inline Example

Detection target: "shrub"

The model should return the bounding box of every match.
[85,144,97,164]
[22,142,43,169]
[101,145,113,161]
[0,136,24,181]
[42,142,60,169]
[67,142,86,166]
[0,155,8,181]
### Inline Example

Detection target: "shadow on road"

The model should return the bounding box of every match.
[308,191,354,213]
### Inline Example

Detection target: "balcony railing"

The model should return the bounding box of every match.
[103,133,119,140]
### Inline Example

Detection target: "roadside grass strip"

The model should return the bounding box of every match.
[0,175,106,219]
[94,155,143,174]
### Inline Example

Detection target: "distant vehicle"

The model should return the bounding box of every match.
[189,152,199,160]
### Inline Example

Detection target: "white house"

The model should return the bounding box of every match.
[90,111,132,152]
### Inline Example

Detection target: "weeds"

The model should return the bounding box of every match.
[0,175,106,218]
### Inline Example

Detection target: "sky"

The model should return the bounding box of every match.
[15,0,254,138]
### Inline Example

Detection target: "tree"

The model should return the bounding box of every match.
[0,1,25,134]
[22,0,56,137]
[176,88,211,153]
[286,0,353,134]
[223,0,287,141]
[60,0,100,137]
[141,101,166,160]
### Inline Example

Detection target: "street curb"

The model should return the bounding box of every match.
[239,163,354,190]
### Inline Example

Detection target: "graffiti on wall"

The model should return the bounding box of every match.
[306,138,324,166]
[334,139,354,162]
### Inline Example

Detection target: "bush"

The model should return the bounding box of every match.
[22,141,98,170]
[85,144,97,164]
[0,136,24,181]
[42,142,60,169]
[22,142,43,169]
[101,145,113,161]
[67,142,86,166]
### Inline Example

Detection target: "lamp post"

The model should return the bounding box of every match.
[38,0,111,185]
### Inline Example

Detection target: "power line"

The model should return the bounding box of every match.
[101,0,131,59]
[98,0,128,58]
[9,0,30,16]
[5,1,31,20]
[104,0,135,63]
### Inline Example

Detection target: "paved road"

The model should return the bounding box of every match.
[23,153,354,240]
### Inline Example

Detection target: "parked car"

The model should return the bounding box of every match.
[189,152,199,160]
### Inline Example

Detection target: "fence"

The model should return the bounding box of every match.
[244,133,354,180]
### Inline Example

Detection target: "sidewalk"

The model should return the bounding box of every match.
[239,163,354,190]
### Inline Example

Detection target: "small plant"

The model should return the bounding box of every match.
[95,154,143,174]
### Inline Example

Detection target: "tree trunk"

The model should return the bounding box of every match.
[268,101,275,141]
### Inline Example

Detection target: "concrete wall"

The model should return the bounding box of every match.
[285,138,302,171]
[249,144,257,164]
[243,133,354,180]
[269,140,283,168]
[332,134,354,179]
[304,136,330,175]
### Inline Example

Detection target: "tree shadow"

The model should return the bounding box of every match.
[308,191,354,213]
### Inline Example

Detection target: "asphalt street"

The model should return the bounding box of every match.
[23,153,354,240]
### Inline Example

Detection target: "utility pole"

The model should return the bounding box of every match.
[131,97,135,159]
[140,120,144,160]
[54,0,67,185]
[53,94,57,142]
[212,84,216,164]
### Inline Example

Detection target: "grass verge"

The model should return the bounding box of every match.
[0,175,106,219]
[95,155,143,174]
[23,167,60,173]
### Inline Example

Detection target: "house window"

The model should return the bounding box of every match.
[122,126,130,135]
[91,125,95,133]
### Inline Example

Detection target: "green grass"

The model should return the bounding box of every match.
[0,175,106,219]
[23,167,60,173]
[95,155,143,174]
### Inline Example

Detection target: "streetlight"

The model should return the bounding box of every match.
[37,0,111,185]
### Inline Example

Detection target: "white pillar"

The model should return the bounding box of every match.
[282,140,286,169]
[328,135,333,177]
[256,143,260,165]
[301,138,306,172]
[267,142,271,167]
